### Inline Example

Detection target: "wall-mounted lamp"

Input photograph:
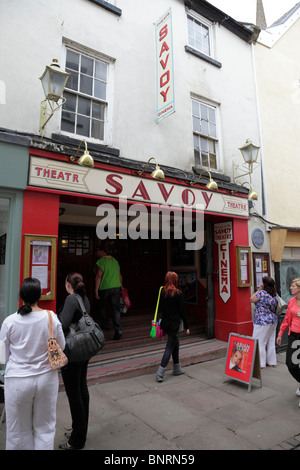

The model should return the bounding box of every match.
[69,140,94,168]
[39,58,70,135]
[233,138,260,183]
[231,181,258,200]
[189,169,218,191]
[138,157,165,180]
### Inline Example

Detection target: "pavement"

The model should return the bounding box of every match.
[2,350,300,452]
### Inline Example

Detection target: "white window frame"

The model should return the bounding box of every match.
[60,39,115,145]
[187,11,214,59]
[191,96,220,171]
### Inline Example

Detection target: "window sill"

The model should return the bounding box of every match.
[185,45,222,68]
[88,0,122,16]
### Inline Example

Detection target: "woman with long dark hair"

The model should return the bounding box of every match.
[155,272,190,382]
[58,272,90,450]
[0,277,65,450]
[250,276,278,368]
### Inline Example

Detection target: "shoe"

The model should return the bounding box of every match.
[59,442,76,450]
[172,363,185,376]
[156,365,166,382]
[296,387,300,397]
[113,332,122,340]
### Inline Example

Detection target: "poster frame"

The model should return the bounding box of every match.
[236,246,252,287]
[23,234,57,300]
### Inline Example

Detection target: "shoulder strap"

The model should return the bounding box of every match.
[153,286,163,323]
[74,293,87,315]
[47,310,54,339]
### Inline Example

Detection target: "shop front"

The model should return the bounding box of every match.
[20,147,253,343]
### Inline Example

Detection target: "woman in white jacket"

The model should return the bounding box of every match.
[0,278,65,450]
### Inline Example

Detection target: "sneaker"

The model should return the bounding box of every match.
[296,388,300,397]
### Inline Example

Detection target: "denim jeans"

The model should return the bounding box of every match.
[160,333,180,368]
[97,287,122,335]
[61,360,89,449]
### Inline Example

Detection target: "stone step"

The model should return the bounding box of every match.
[59,336,227,388]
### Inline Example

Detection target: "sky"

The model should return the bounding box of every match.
[208,0,299,26]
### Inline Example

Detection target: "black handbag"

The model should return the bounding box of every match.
[64,294,105,362]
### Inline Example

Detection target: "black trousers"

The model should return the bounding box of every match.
[61,360,89,449]
[160,333,180,368]
[286,331,300,384]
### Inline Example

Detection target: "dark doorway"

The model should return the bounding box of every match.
[57,225,168,316]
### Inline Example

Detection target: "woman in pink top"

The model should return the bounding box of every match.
[276,278,300,404]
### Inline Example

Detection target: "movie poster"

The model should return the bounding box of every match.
[224,334,257,384]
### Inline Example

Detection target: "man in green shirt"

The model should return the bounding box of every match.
[94,245,123,340]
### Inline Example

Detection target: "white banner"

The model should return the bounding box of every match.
[214,221,233,304]
[155,8,175,121]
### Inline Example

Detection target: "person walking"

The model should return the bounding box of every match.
[94,245,123,340]
[58,272,90,450]
[250,276,278,368]
[276,278,300,405]
[0,277,65,450]
[155,271,190,382]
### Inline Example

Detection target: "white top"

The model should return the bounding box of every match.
[0,309,65,378]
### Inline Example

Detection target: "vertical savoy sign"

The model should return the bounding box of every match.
[155,8,175,121]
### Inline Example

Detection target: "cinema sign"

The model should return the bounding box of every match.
[155,8,175,121]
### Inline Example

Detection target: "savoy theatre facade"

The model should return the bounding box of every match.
[21,146,253,343]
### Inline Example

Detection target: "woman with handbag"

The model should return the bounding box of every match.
[276,278,300,405]
[155,272,190,382]
[0,277,65,450]
[250,276,278,368]
[58,272,91,450]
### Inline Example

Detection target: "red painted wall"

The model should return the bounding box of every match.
[20,189,60,312]
[214,218,253,342]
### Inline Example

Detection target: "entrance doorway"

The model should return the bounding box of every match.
[57,225,168,317]
[56,200,210,344]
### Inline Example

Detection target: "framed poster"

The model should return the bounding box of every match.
[223,333,262,392]
[236,246,251,287]
[252,252,270,291]
[23,235,57,300]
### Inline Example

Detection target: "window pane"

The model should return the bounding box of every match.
[200,104,207,120]
[81,56,93,76]
[208,139,215,153]
[200,137,208,152]
[210,123,217,138]
[192,100,199,117]
[66,50,79,71]
[209,154,217,169]
[95,61,107,81]
[194,147,201,166]
[92,101,105,120]
[193,116,200,133]
[208,107,215,123]
[201,119,208,135]
[76,115,90,137]
[78,96,91,116]
[94,80,106,100]
[91,119,104,140]
[61,110,75,133]
[80,74,93,95]
[202,152,209,167]
[63,92,76,112]
[66,70,78,91]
